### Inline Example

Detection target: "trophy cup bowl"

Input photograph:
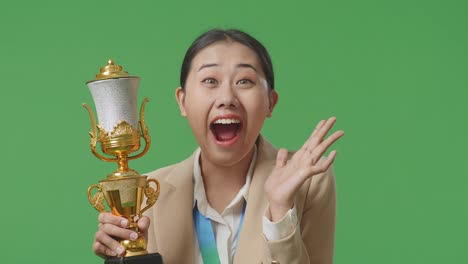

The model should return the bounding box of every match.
[83,60,163,263]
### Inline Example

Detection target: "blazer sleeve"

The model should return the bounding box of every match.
[261,166,336,264]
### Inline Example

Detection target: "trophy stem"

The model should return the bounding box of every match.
[107,154,139,178]
[117,153,129,172]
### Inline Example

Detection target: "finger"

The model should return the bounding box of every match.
[98,212,129,228]
[315,117,337,142]
[100,223,138,241]
[276,148,288,168]
[310,119,327,138]
[95,230,126,257]
[301,120,326,152]
[310,130,344,164]
[311,150,337,175]
[295,151,338,184]
[93,241,117,258]
[303,117,336,152]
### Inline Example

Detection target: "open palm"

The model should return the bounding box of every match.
[264,117,344,221]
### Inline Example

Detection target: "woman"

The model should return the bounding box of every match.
[93,29,344,264]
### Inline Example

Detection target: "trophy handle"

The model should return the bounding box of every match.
[139,178,160,216]
[128,98,151,161]
[82,103,118,162]
[87,184,106,212]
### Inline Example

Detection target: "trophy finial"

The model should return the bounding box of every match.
[95,59,130,80]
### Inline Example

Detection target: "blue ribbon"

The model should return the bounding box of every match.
[193,201,247,264]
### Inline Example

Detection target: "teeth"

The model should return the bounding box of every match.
[213,118,241,124]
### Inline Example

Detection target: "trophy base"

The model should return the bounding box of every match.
[105,253,163,264]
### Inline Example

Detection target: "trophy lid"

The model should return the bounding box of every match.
[86,59,137,84]
[85,59,141,133]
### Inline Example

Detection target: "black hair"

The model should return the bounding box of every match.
[180,29,274,90]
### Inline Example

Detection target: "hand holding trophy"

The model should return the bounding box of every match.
[83,60,163,264]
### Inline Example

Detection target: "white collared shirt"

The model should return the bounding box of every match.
[192,146,298,264]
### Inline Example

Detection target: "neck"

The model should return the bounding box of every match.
[200,148,255,213]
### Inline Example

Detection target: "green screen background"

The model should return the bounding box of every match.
[2,0,466,263]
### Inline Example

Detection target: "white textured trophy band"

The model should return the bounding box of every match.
[87,77,140,133]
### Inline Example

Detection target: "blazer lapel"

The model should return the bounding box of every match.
[234,136,278,263]
[151,154,196,264]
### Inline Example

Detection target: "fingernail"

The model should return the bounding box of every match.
[121,219,128,227]
[130,232,138,240]
[116,246,124,255]
[109,251,117,256]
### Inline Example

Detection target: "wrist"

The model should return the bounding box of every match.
[268,201,293,222]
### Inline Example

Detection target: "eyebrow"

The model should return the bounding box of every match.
[236,63,258,72]
[197,63,258,72]
[198,63,218,71]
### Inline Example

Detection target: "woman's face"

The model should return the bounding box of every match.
[176,41,278,166]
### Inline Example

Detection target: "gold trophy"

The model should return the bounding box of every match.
[83,60,163,264]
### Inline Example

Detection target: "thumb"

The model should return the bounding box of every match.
[276,148,288,168]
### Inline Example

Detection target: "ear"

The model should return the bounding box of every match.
[175,87,187,117]
[267,90,279,117]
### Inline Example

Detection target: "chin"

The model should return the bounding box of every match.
[201,141,252,167]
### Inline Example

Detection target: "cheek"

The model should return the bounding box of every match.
[183,89,213,128]
[241,89,271,115]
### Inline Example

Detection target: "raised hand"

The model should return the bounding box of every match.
[264,117,344,221]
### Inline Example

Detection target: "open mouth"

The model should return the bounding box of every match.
[210,118,242,142]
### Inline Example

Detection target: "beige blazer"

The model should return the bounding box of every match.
[144,136,336,264]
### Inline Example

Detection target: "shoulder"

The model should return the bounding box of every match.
[143,151,196,183]
[144,163,178,180]
[301,164,336,211]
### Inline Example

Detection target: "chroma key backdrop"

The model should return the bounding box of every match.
[1,0,467,263]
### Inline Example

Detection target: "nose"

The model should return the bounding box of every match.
[215,84,239,109]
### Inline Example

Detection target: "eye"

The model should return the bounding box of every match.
[202,78,218,88]
[236,79,254,85]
